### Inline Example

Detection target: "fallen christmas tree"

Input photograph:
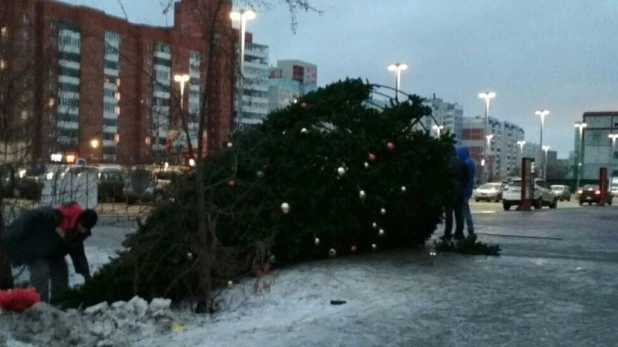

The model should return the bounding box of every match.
[60,78,490,308]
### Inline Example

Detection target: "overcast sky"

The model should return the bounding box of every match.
[63,0,618,158]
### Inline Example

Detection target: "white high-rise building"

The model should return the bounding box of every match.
[235,39,269,131]
[421,95,464,142]
[461,116,525,181]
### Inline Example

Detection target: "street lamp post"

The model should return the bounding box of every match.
[517,140,526,175]
[485,134,494,181]
[535,109,550,179]
[387,63,408,101]
[230,9,256,130]
[609,133,618,167]
[542,145,550,180]
[574,122,587,190]
[432,124,444,137]
[479,92,496,184]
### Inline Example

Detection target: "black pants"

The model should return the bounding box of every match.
[28,257,68,303]
[444,196,464,239]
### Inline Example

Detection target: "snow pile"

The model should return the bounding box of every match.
[0,297,176,347]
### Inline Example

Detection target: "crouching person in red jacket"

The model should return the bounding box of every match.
[0,202,98,302]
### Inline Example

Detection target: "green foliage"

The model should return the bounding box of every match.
[434,237,501,256]
[60,78,458,307]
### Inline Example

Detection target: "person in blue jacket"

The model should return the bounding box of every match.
[456,147,476,237]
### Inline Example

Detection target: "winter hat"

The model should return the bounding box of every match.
[78,209,98,231]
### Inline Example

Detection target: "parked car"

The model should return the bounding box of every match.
[123,166,186,204]
[473,182,504,202]
[502,178,557,211]
[0,165,18,198]
[578,185,613,206]
[97,167,126,202]
[550,185,571,201]
[14,164,48,200]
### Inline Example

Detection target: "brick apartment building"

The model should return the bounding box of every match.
[1,0,236,165]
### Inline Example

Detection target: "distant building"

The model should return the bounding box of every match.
[267,59,318,112]
[580,111,618,179]
[235,34,269,131]
[420,95,464,142]
[1,0,236,164]
[460,116,525,181]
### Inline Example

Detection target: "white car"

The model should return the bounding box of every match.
[473,182,504,202]
[502,178,557,211]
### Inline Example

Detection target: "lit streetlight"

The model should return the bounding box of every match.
[542,145,550,180]
[478,91,496,184]
[230,9,256,128]
[387,63,408,101]
[432,124,444,137]
[574,121,587,189]
[174,74,190,110]
[535,109,550,178]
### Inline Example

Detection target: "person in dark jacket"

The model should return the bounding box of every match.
[443,147,468,241]
[0,202,98,302]
[456,147,476,237]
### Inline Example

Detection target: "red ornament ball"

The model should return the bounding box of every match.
[368,153,376,162]
[350,245,357,253]
[387,142,395,150]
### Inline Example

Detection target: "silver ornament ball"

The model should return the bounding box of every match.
[337,166,346,176]
[281,202,291,214]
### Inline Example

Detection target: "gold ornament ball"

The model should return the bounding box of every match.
[281,202,291,214]
[337,166,347,176]
[379,229,385,236]
[329,248,337,257]
[364,162,369,168]
[380,208,386,215]
[186,252,193,260]
[372,222,378,229]
[314,237,320,245]
[359,190,366,199]
[401,186,407,192]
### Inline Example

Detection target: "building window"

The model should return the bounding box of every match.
[104,60,119,70]
[153,57,171,66]
[154,43,171,54]
[58,67,80,78]
[59,51,80,62]
[59,82,79,93]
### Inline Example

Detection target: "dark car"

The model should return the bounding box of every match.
[14,164,48,200]
[123,166,185,204]
[550,185,571,201]
[578,185,612,206]
[0,165,18,198]
[97,167,126,202]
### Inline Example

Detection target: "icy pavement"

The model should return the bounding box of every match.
[4,206,618,346]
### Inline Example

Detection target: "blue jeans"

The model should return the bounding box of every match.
[462,199,475,235]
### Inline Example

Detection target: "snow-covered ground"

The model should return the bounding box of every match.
[4,206,618,346]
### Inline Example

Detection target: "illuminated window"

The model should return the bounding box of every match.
[0,27,6,38]
[0,59,5,70]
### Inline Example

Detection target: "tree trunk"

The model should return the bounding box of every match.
[0,201,14,289]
